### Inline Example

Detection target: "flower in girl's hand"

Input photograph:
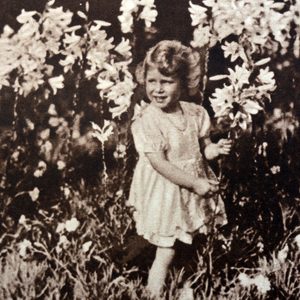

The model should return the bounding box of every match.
[229,111,251,131]
[221,41,248,62]
[209,63,276,137]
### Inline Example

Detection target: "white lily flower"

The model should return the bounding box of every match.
[16,10,38,24]
[110,102,129,119]
[118,13,134,33]
[140,6,158,27]
[48,117,61,127]
[231,111,251,130]
[120,0,139,13]
[228,65,251,88]
[48,104,57,116]
[26,118,35,130]
[96,79,114,90]
[11,150,20,161]
[277,244,289,263]
[18,239,32,257]
[209,85,234,117]
[38,160,47,170]
[188,1,207,27]
[18,22,39,39]
[256,67,276,86]
[49,75,64,95]
[57,160,66,170]
[2,25,14,37]
[45,7,73,28]
[29,187,40,202]
[91,120,114,143]
[63,186,71,199]
[242,100,263,115]
[238,273,252,287]
[63,32,81,46]
[34,161,47,177]
[41,141,53,158]
[56,222,65,233]
[65,217,80,232]
[273,108,282,119]
[48,0,56,6]
[58,235,70,249]
[252,274,271,294]
[270,165,280,174]
[0,77,10,88]
[19,215,27,225]
[33,169,43,178]
[118,0,156,32]
[82,241,93,253]
[221,41,247,62]
[191,25,211,48]
[115,38,131,56]
[203,0,216,7]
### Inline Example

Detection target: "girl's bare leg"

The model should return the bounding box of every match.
[147,246,175,297]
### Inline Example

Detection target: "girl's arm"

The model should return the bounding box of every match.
[145,152,218,196]
[202,137,232,160]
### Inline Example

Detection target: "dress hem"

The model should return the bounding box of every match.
[136,223,203,248]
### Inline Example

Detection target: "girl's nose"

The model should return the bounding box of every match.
[154,82,163,93]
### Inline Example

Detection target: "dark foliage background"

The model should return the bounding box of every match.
[0,1,299,299]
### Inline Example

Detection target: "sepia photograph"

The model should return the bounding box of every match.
[0,0,299,299]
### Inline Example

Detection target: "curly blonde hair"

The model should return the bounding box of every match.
[135,40,201,96]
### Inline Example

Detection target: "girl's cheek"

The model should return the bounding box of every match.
[146,84,155,94]
[147,83,153,89]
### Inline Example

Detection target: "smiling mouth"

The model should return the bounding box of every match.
[154,96,167,103]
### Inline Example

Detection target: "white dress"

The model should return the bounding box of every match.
[128,101,227,247]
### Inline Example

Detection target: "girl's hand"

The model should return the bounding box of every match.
[216,139,232,156]
[192,178,219,197]
[204,139,232,160]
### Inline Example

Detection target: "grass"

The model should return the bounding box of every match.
[0,171,299,299]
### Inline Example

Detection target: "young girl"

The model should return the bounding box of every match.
[128,40,231,297]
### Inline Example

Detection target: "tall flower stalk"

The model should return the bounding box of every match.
[188,0,294,102]
[188,2,282,276]
[91,121,114,183]
[0,2,136,190]
[209,60,276,137]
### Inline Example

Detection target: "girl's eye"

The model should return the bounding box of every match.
[162,80,174,84]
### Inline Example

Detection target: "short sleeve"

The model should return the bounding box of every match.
[197,107,211,139]
[131,110,167,153]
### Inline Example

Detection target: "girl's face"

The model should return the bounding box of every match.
[145,66,181,112]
